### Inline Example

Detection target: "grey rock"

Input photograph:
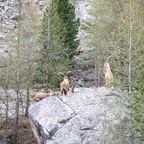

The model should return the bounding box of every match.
[29,96,75,144]
[29,87,129,144]
[10,13,19,20]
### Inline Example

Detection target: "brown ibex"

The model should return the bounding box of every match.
[34,89,54,102]
[58,71,71,96]
[103,55,113,88]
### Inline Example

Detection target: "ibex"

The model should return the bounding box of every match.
[58,71,71,96]
[103,55,113,88]
[34,89,54,102]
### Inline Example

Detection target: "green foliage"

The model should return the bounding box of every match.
[84,0,144,143]
[83,0,118,82]
[57,0,80,60]
[132,64,144,142]
[35,0,71,89]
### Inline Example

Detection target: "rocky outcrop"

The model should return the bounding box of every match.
[28,87,129,144]
[0,0,45,57]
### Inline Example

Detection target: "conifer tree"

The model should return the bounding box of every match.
[82,0,117,86]
[83,0,144,143]
[57,0,80,60]
[35,0,70,89]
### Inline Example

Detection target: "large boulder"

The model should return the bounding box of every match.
[28,87,129,144]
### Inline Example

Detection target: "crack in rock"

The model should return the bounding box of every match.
[57,96,90,122]
[58,113,77,124]
[51,113,77,138]
[47,113,77,140]
[81,127,92,131]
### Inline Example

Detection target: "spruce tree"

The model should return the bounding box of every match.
[35,0,70,89]
[57,0,80,60]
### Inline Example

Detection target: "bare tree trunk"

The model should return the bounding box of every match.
[25,84,30,117]
[98,64,100,87]
[19,92,24,114]
[13,0,21,143]
[13,93,20,144]
[25,62,31,117]
[25,0,32,117]
[4,1,10,143]
[46,6,50,93]
[4,88,8,144]
[4,50,10,144]
[94,58,97,87]
[129,1,133,143]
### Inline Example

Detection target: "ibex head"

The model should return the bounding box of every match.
[58,71,71,80]
[104,55,113,68]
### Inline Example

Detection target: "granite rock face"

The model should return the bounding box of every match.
[0,0,44,56]
[28,87,128,144]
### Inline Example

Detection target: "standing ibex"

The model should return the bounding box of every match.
[103,55,113,88]
[58,71,71,96]
[34,89,54,102]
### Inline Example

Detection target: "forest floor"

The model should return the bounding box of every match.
[0,115,37,144]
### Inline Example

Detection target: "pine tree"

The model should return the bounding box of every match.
[35,0,70,89]
[57,0,80,60]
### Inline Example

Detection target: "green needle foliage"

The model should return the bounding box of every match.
[57,0,80,60]
[83,0,144,143]
[35,0,71,89]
